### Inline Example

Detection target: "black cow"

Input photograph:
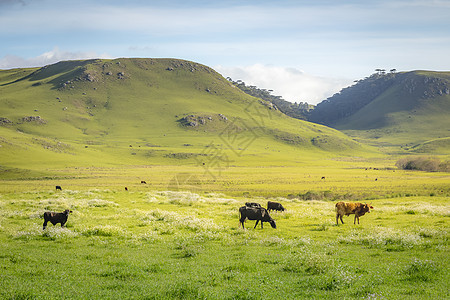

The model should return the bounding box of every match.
[141,181,147,184]
[239,206,276,229]
[43,209,72,230]
[55,185,62,191]
[245,202,261,208]
[267,201,285,212]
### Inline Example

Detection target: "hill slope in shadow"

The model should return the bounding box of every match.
[308,71,450,153]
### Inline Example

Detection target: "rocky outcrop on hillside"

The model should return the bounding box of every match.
[400,75,450,98]
[0,116,47,125]
[0,117,12,125]
[21,116,46,123]
[178,114,228,127]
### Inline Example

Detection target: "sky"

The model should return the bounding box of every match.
[1,0,449,104]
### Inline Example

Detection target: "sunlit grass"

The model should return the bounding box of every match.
[0,188,448,299]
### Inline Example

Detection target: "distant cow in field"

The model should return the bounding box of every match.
[335,202,373,225]
[55,185,62,191]
[43,209,73,230]
[141,181,147,184]
[239,206,276,229]
[245,202,261,208]
[321,176,325,180]
[125,187,128,191]
[267,201,285,212]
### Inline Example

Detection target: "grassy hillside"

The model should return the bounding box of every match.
[308,71,450,153]
[0,58,370,179]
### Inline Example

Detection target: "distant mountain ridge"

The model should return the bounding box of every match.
[309,71,450,127]
[307,70,450,151]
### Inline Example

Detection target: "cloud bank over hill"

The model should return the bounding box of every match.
[0,47,111,69]
[216,64,353,105]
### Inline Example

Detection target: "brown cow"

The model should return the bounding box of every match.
[335,202,373,225]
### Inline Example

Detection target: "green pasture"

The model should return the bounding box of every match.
[1,59,449,299]
[1,157,449,199]
[0,188,448,299]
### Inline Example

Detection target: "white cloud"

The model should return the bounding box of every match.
[215,64,353,105]
[0,47,111,69]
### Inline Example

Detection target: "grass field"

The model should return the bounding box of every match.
[0,166,449,299]
[1,59,449,299]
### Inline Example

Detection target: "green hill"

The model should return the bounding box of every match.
[308,71,450,153]
[0,58,369,178]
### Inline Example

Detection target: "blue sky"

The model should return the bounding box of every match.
[1,0,449,104]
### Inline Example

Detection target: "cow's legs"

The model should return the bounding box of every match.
[240,218,245,229]
[261,221,264,229]
[43,220,48,230]
[254,220,259,229]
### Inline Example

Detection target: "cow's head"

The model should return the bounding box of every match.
[364,203,373,213]
[269,220,277,229]
[63,209,73,215]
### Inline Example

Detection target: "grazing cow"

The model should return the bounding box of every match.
[245,202,261,208]
[55,185,62,191]
[43,209,73,229]
[267,201,285,212]
[335,202,373,225]
[239,206,276,229]
[141,180,147,184]
[125,187,128,191]
[321,176,325,180]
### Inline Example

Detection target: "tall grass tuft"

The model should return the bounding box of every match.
[13,225,79,240]
[79,225,127,237]
[402,258,439,282]
[282,247,333,275]
[338,227,423,248]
